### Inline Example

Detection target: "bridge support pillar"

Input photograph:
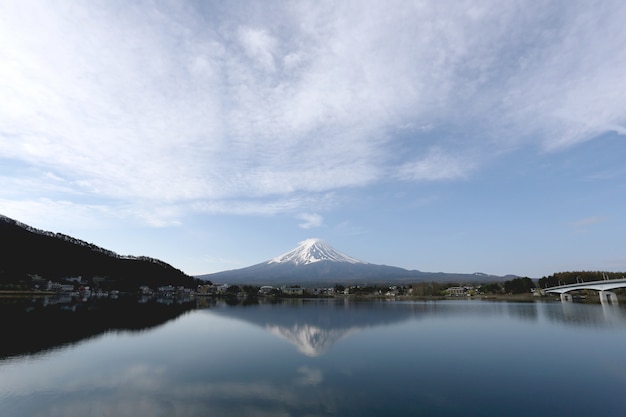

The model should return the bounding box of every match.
[599,291,618,305]
[560,293,573,302]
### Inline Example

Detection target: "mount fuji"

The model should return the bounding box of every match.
[197,238,510,286]
[268,238,365,266]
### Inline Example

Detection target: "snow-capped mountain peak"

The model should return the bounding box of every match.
[268,238,366,266]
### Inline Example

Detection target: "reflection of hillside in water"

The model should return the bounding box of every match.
[0,296,196,360]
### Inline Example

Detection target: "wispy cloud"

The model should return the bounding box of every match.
[396,148,474,181]
[238,26,278,72]
[571,215,609,236]
[192,192,336,217]
[297,213,323,229]
[1,0,625,224]
[573,216,608,229]
[0,198,112,231]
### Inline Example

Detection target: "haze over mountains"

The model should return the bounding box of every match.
[198,238,514,286]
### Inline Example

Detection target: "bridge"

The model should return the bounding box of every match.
[544,277,626,304]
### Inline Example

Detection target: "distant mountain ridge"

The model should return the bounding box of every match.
[198,238,513,286]
[0,214,196,290]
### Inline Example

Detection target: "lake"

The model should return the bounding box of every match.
[1,296,626,416]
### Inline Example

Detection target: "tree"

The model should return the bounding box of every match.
[481,282,503,294]
[225,285,241,295]
[504,277,534,294]
[242,285,260,296]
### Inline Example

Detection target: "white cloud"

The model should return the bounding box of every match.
[297,213,323,229]
[0,198,112,231]
[0,197,184,232]
[238,26,278,72]
[396,148,474,181]
[1,0,625,223]
[192,192,336,216]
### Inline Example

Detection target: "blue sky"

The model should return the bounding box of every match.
[1,1,626,278]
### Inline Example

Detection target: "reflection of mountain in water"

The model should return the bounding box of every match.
[0,297,196,360]
[205,299,424,356]
[267,324,360,356]
[205,299,626,355]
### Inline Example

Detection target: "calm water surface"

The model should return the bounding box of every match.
[1,297,625,416]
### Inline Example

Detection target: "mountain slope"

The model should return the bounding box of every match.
[0,214,197,290]
[197,239,509,286]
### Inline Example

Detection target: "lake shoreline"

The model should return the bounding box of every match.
[4,290,623,305]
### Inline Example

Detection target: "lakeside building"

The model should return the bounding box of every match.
[446,286,469,296]
[281,286,304,296]
[258,286,274,295]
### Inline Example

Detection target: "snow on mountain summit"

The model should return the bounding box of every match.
[268,238,366,266]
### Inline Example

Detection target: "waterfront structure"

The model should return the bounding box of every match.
[544,277,626,304]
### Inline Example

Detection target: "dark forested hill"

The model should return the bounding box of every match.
[0,214,197,290]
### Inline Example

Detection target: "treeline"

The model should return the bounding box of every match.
[220,279,541,297]
[409,277,536,295]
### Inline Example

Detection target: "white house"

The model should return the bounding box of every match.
[258,286,274,295]
[446,286,468,296]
